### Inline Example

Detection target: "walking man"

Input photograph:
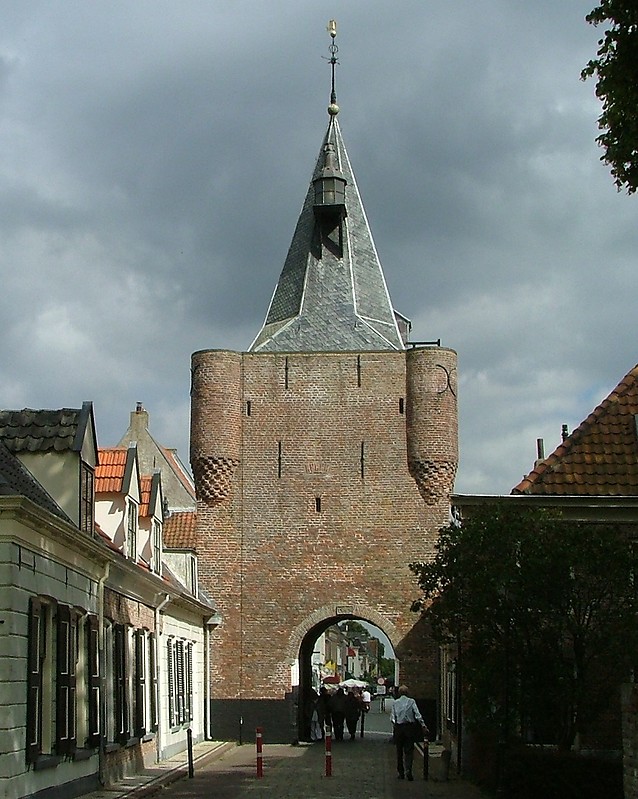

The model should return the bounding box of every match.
[390,685,428,781]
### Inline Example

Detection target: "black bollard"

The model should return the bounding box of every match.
[422,737,429,781]
[187,728,194,778]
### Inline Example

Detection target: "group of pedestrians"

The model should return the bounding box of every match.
[308,685,371,742]
[307,682,428,783]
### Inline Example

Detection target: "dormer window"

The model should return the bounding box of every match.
[313,141,347,222]
[80,462,94,534]
[152,520,162,575]
[127,502,138,562]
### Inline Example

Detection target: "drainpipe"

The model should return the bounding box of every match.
[98,562,110,787]
[154,594,172,763]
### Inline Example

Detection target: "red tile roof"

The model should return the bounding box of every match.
[513,364,638,496]
[95,448,128,492]
[139,475,152,517]
[163,510,197,549]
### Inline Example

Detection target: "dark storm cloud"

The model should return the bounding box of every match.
[0,1,636,493]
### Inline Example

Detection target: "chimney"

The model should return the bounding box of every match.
[534,438,545,468]
[130,403,149,434]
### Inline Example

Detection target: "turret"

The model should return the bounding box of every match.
[405,346,458,504]
[190,349,242,504]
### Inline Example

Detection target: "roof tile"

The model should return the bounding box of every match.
[0,408,82,453]
[513,364,638,496]
[163,511,197,549]
[95,448,127,492]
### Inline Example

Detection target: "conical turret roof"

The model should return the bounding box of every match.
[249,115,407,352]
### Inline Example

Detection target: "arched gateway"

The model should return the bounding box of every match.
[189,26,458,742]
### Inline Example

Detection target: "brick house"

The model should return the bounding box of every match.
[189,64,458,741]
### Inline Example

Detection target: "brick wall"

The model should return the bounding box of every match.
[191,346,458,738]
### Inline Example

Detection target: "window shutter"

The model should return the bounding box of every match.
[69,611,77,752]
[134,630,146,737]
[56,605,77,755]
[186,643,193,723]
[26,598,42,764]
[176,640,185,724]
[87,615,100,747]
[148,633,158,732]
[167,639,175,728]
[114,624,129,743]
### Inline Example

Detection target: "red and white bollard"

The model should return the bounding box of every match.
[256,727,263,778]
[325,728,332,777]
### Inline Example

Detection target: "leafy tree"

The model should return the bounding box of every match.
[410,504,638,750]
[378,655,395,681]
[582,2,638,193]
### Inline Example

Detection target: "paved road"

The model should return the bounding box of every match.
[159,735,487,799]
[84,700,487,799]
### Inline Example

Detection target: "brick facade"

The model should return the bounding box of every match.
[190,345,458,741]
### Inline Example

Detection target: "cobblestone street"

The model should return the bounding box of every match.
[82,703,488,799]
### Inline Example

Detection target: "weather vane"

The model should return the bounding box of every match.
[326,19,339,117]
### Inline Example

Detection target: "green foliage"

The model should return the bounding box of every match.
[338,620,369,639]
[378,656,395,680]
[582,2,638,193]
[410,504,638,749]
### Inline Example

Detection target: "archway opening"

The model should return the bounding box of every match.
[296,615,397,742]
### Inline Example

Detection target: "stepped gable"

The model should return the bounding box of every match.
[513,364,638,496]
[249,114,406,353]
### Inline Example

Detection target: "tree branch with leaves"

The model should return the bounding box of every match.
[582,2,638,193]
[411,503,638,750]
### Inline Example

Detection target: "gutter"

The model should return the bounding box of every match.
[154,594,172,763]
[98,562,110,787]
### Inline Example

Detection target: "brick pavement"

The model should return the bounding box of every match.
[85,734,488,799]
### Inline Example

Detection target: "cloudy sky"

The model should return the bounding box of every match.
[1,1,635,495]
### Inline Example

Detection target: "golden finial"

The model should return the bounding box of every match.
[326,20,339,116]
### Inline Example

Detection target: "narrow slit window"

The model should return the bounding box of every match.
[246,400,252,417]
[356,355,362,387]
[278,441,282,478]
[399,397,405,414]
[285,357,289,389]
[315,496,322,513]
[360,441,365,480]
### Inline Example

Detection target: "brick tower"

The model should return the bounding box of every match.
[190,28,458,742]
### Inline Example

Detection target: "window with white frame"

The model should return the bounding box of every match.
[152,520,162,575]
[167,637,194,729]
[148,632,158,733]
[189,555,198,597]
[127,501,138,562]
[134,629,147,737]
[113,623,130,743]
[26,599,99,764]
[80,462,94,534]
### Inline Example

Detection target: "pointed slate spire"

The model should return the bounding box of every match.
[249,25,407,353]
